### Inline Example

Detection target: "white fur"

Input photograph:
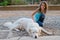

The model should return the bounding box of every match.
[3,18,52,38]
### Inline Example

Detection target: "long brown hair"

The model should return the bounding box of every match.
[39,1,48,13]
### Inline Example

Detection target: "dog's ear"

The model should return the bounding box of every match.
[29,29,32,34]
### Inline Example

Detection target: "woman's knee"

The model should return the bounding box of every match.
[37,21,43,27]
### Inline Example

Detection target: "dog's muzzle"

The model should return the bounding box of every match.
[35,36,37,38]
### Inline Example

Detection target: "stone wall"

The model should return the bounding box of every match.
[0,5,60,10]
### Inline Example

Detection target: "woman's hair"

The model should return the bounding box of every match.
[39,1,48,13]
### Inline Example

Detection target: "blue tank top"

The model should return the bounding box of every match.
[34,12,45,22]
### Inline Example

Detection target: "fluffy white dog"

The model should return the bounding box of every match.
[3,18,52,38]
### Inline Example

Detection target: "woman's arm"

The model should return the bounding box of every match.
[32,8,39,16]
[31,8,39,20]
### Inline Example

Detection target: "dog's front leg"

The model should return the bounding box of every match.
[41,27,52,35]
[38,29,42,36]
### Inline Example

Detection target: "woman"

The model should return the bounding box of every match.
[32,1,48,27]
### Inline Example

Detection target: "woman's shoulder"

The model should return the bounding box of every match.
[34,12,41,17]
[33,11,41,22]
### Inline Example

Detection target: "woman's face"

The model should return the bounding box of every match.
[40,3,45,11]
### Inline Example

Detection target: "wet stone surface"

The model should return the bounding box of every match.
[0,11,60,39]
[0,15,60,39]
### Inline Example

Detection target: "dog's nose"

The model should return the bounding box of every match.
[35,36,37,38]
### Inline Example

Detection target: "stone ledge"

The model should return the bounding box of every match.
[0,36,60,40]
[0,5,60,10]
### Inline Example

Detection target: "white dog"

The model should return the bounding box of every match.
[3,18,52,38]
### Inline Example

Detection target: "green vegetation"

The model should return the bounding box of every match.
[0,0,11,6]
[11,0,27,5]
[48,0,60,5]
[0,0,27,6]
[26,0,39,4]
[0,0,60,6]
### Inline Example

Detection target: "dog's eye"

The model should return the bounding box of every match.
[33,32,38,33]
[36,32,38,33]
[32,31,35,33]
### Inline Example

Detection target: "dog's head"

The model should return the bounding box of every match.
[28,23,40,38]
[28,22,40,38]
[29,28,39,38]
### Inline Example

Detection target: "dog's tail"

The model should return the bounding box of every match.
[3,22,13,27]
[3,22,15,29]
[41,27,52,35]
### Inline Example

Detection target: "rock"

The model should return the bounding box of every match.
[20,36,60,40]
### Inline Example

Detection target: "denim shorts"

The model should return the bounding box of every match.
[36,21,43,27]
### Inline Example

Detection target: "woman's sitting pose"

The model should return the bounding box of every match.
[32,1,48,27]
